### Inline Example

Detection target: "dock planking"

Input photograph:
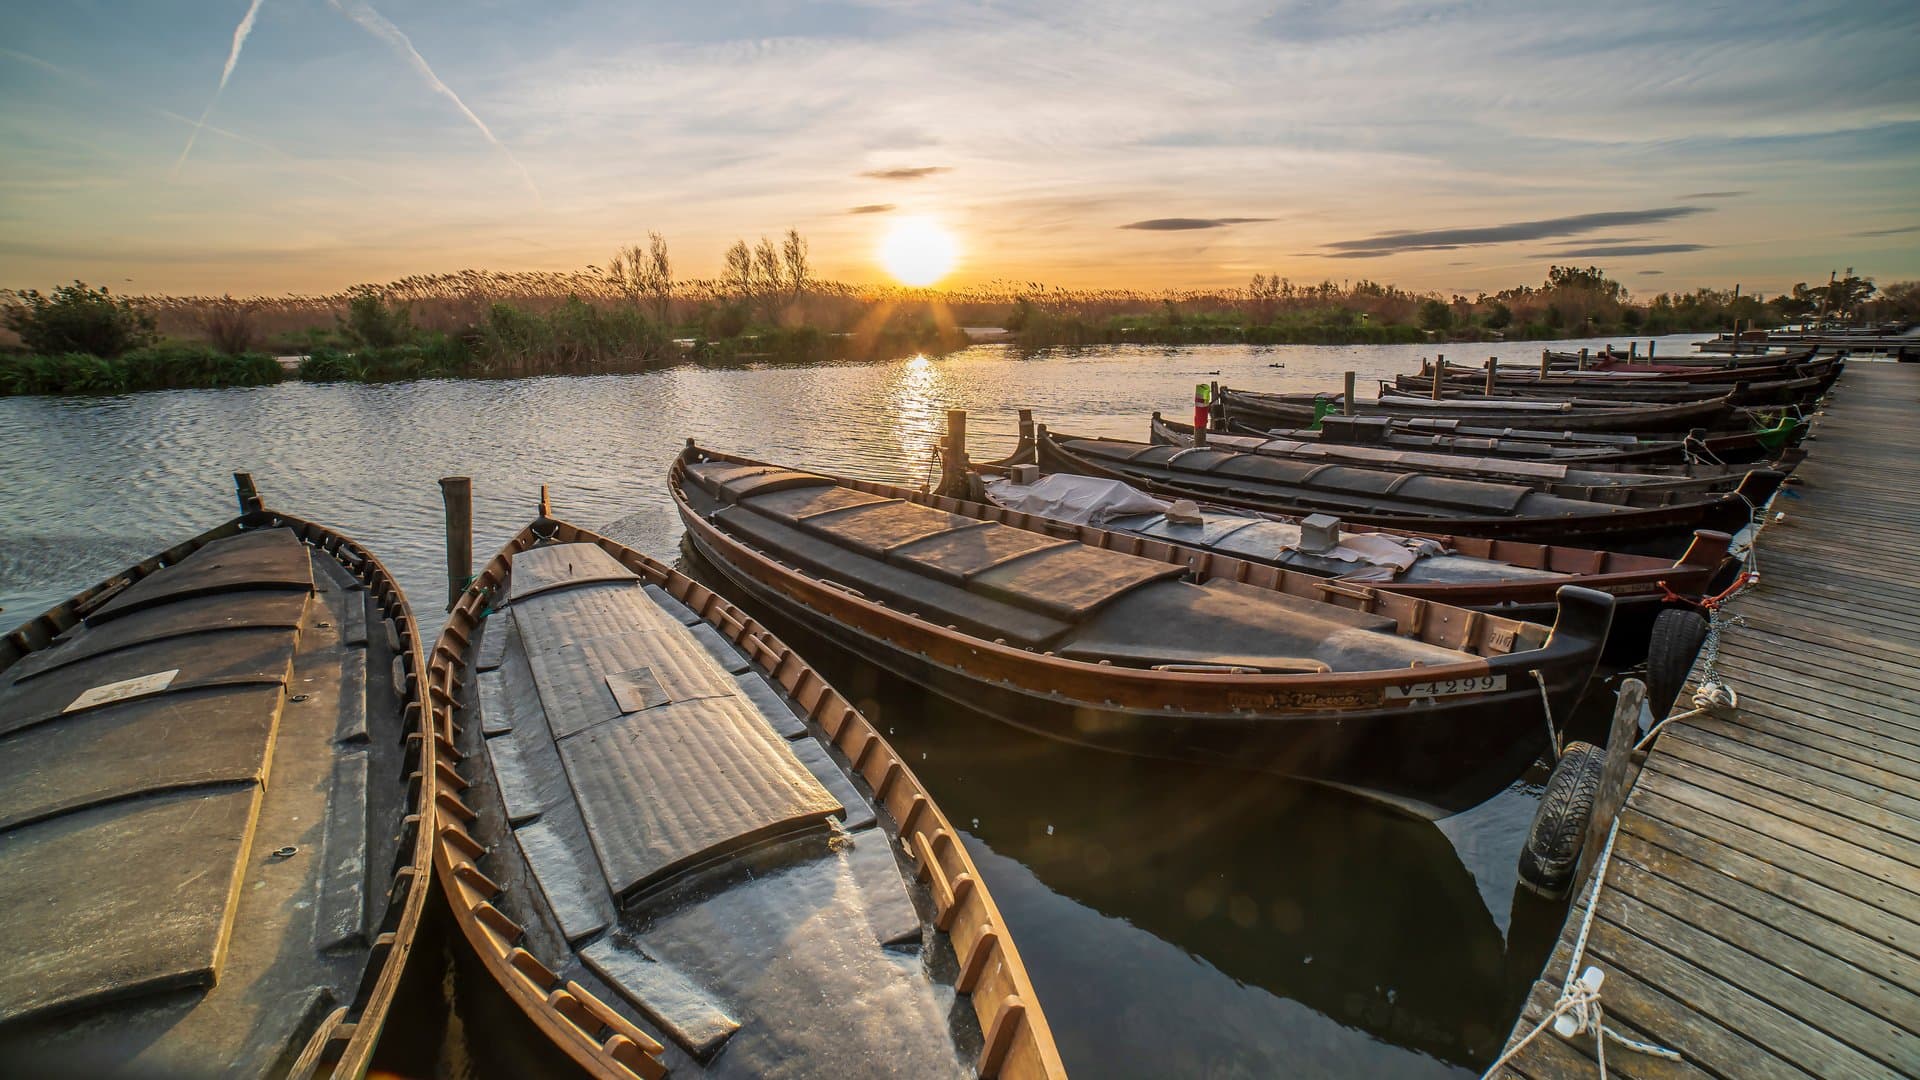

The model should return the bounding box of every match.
[1496,362,1920,1080]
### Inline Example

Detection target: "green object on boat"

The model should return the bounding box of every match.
[1753,415,1803,452]
[1311,396,1337,431]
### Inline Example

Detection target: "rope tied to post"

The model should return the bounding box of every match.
[1480,816,1684,1078]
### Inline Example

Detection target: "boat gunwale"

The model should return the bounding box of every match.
[427,514,1069,1080]
[0,502,435,1080]
[671,446,1621,710]
[1219,384,1739,433]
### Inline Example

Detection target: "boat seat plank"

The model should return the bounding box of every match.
[733,481,893,523]
[87,529,313,627]
[513,809,617,943]
[688,463,842,503]
[333,649,368,744]
[0,683,282,832]
[0,787,262,1025]
[557,696,842,897]
[792,499,980,560]
[486,716,572,826]
[314,749,371,951]
[887,525,1073,586]
[0,625,299,738]
[710,505,1074,648]
[1202,578,1404,632]
[689,622,752,674]
[476,645,541,737]
[475,620,511,672]
[519,627,743,740]
[7,590,309,685]
[970,544,1188,622]
[580,937,741,1060]
[509,583,684,647]
[737,673,808,739]
[507,543,639,603]
[843,828,922,948]
[1065,579,1466,672]
[790,736,877,832]
[643,583,703,626]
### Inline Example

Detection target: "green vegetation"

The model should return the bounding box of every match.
[3,255,1915,397]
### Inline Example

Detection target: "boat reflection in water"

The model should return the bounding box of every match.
[667,539,1533,1078]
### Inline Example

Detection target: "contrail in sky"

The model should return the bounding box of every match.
[328,0,541,206]
[174,0,265,173]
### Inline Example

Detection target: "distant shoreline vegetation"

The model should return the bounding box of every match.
[2,242,1912,397]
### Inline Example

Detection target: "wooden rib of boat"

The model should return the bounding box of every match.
[0,480,433,1078]
[428,515,1065,1080]
[1148,413,1760,496]
[1219,385,1738,434]
[1034,427,1781,550]
[1268,413,1806,466]
[977,468,1733,659]
[1386,370,1834,406]
[671,444,1614,818]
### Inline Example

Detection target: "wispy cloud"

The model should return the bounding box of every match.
[847,203,895,214]
[1678,191,1748,199]
[1538,242,1709,257]
[860,166,948,180]
[1122,217,1271,231]
[328,0,540,206]
[1639,270,1665,275]
[1853,225,1919,237]
[175,0,265,173]
[1325,207,1710,253]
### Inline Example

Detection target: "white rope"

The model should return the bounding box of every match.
[1480,817,1684,1078]
[1636,683,1739,752]
[1530,668,1559,760]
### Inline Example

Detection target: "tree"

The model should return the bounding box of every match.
[723,240,753,305]
[2,281,157,356]
[752,237,782,321]
[1545,265,1624,302]
[781,228,809,308]
[608,231,673,325]
[1483,301,1513,330]
[1418,297,1452,332]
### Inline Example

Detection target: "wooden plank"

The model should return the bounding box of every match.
[1641,753,1920,870]
[1603,864,1920,1066]
[1708,647,1920,738]
[1674,702,1920,783]
[1716,634,1920,710]
[1634,769,1920,899]
[1631,787,1920,930]
[1614,832,1920,1002]
[1663,724,1920,834]
[1681,713,1920,795]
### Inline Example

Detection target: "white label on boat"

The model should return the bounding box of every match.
[64,668,180,712]
[1384,674,1506,699]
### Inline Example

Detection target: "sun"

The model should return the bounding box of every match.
[879,217,958,286]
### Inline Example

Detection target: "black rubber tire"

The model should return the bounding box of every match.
[1648,607,1711,717]
[1517,741,1605,900]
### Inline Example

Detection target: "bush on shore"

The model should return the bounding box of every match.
[0,343,281,395]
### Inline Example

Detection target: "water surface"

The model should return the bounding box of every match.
[0,335,1707,1076]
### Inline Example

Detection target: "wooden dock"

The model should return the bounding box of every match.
[1494,361,1920,1079]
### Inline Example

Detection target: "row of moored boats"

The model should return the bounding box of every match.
[0,344,1837,1076]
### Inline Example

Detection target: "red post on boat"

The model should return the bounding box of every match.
[1193,383,1211,446]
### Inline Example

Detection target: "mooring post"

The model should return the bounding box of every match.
[1191,385,1209,448]
[1343,371,1356,416]
[1629,340,1638,360]
[941,408,971,494]
[232,472,263,516]
[1484,356,1498,396]
[1539,349,1550,378]
[1572,677,1648,896]
[1648,339,1657,359]
[1578,347,1588,371]
[1431,355,1446,399]
[1016,408,1034,461]
[439,476,473,612]
[539,484,551,518]
[1209,381,1222,431]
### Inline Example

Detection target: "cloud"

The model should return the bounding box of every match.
[847,203,895,214]
[1853,224,1920,237]
[1325,207,1710,253]
[329,0,541,206]
[176,0,265,172]
[1538,243,1709,257]
[1121,217,1272,231]
[1678,191,1748,199]
[1639,270,1665,275]
[860,166,948,180]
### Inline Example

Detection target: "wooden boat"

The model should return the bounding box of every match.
[1413,354,1838,388]
[1542,345,1821,370]
[1271,413,1806,466]
[0,477,433,1077]
[1386,371,1834,406]
[671,444,1615,818]
[978,468,1734,659]
[1149,413,1760,496]
[1033,427,1781,550]
[1219,385,1739,434]
[428,513,1064,1080]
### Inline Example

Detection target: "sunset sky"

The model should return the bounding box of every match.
[3,0,1917,297]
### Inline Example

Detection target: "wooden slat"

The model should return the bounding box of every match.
[1501,364,1920,1080]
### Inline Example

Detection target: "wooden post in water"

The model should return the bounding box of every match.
[539,484,551,518]
[1484,357,1498,396]
[233,472,263,515]
[1431,355,1447,399]
[1578,347,1588,371]
[1629,341,1638,359]
[1572,677,1648,897]
[439,476,473,612]
[941,409,971,495]
[1016,408,1034,462]
[1209,381,1221,431]
[1343,371,1356,416]
[1648,339,1657,359]
[1539,349,1551,378]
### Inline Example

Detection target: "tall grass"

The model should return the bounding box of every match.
[0,344,280,395]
